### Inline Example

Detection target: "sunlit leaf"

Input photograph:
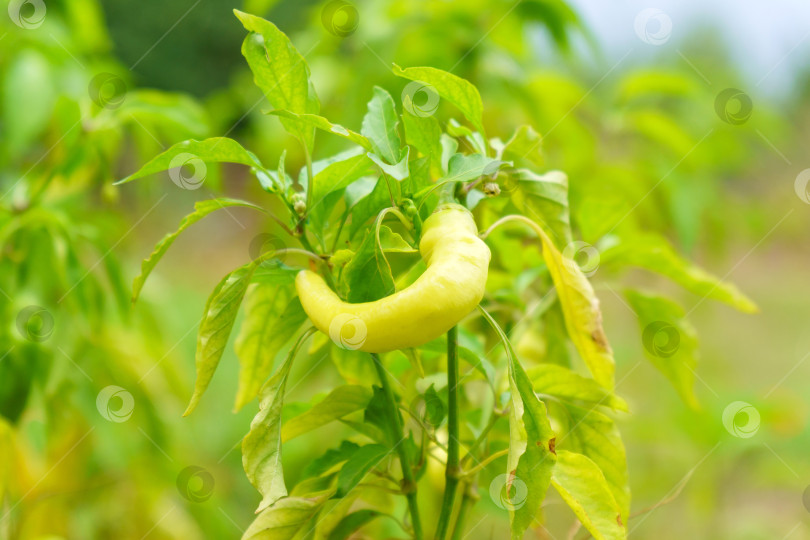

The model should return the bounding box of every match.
[507,169,571,248]
[334,444,390,498]
[528,364,627,411]
[242,492,331,540]
[267,110,371,149]
[392,64,485,135]
[625,290,700,408]
[361,86,402,165]
[281,385,373,441]
[551,450,626,540]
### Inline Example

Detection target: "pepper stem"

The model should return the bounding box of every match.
[434,325,460,539]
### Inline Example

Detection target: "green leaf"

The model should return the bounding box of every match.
[116,138,265,184]
[403,110,442,174]
[392,64,485,135]
[326,509,382,540]
[551,450,626,540]
[348,176,396,239]
[303,441,361,478]
[185,263,257,415]
[132,198,266,303]
[234,10,319,152]
[367,148,410,181]
[343,225,410,302]
[243,492,331,540]
[507,169,571,248]
[478,307,556,539]
[624,290,699,408]
[415,153,505,198]
[242,329,315,513]
[363,385,401,446]
[234,285,308,411]
[334,444,390,498]
[310,153,373,211]
[527,364,627,411]
[361,87,402,165]
[562,404,630,523]
[600,233,757,313]
[515,220,615,388]
[500,125,543,167]
[267,110,371,149]
[282,385,373,441]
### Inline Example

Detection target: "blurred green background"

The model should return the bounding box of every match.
[1,0,808,538]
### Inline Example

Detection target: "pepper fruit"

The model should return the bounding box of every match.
[296,203,491,352]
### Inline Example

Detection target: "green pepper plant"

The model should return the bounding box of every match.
[120,10,756,539]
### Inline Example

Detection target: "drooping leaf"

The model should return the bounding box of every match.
[343,225,410,302]
[326,509,382,540]
[302,441,362,479]
[242,492,331,540]
[500,125,543,167]
[600,234,757,313]
[360,86,402,165]
[528,364,627,411]
[513,220,615,388]
[132,198,267,303]
[551,450,626,540]
[242,328,315,513]
[116,138,266,184]
[367,148,410,181]
[234,285,308,411]
[478,307,556,539]
[624,290,700,408]
[309,153,373,212]
[281,385,373,441]
[267,110,371,149]
[507,169,571,248]
[185,262,258,415]
[562,404,630,522]
[235,10,319,152]
[334,444,390,498]
[392,64,485,135]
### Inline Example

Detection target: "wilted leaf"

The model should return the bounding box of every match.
[528,364,627,411]
[242,492,331,540]
[508,169,571,248]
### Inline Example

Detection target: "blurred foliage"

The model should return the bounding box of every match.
[0,0,807,539]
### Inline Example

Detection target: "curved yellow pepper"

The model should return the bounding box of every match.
[296,203,491,353]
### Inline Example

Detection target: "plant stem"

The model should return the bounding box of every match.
[370,353,423,540]
[450,485,475,540]
[435,326,460,539]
